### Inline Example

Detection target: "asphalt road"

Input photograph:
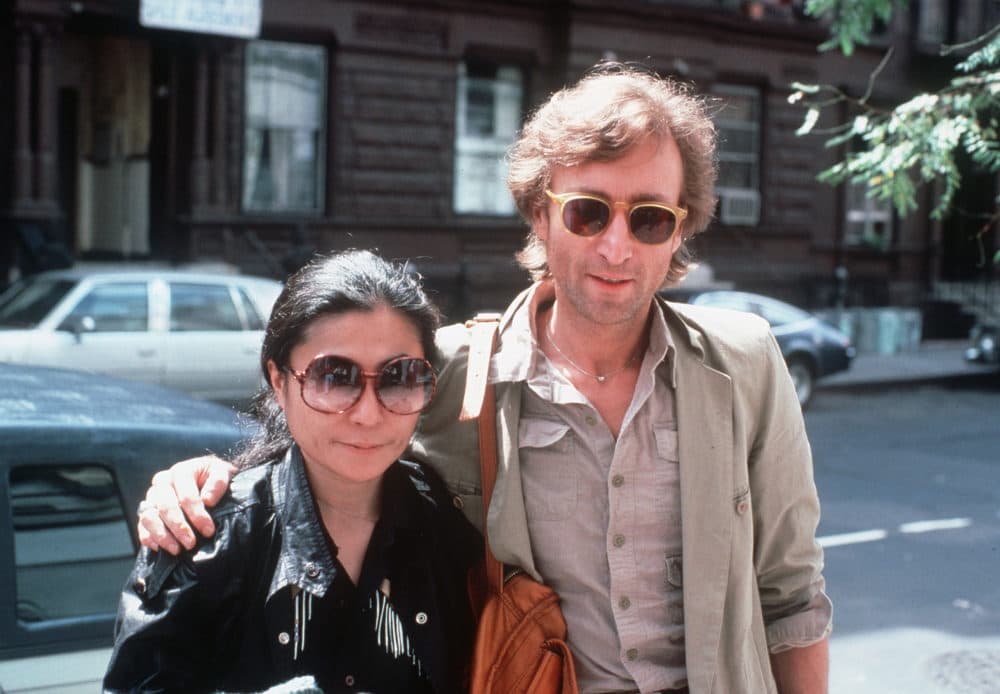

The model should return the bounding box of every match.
[805,380,1000,694]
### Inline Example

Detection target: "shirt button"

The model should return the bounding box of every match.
[626,648,639,661]
[619,596,631,610]
[305,562,320,578]
[453,495,465,510]
[415,611,428,625]
[278,631,290,645]
[585,415,597,426]
[613,533,626,548]
[611,474,625,488]
[736,499,750,515]
[344,674,355,686]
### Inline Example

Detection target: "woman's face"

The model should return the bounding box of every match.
[268,304,426,486]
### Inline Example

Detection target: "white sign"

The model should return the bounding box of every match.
[140,0,261,39]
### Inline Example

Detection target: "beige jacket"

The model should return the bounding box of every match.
[408,287,831,694]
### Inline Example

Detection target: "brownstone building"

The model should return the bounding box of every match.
[2,0,997,321]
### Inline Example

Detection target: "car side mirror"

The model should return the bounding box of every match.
[67,315,96,343]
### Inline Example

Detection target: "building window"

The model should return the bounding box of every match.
[845,181,893,251]
[712,84,761,226]
[243,41,326,214]
[453,61,523,215]
[916,0,947,45]
[11,464,134,623]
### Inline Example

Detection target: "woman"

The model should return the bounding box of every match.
[104,250,481,693]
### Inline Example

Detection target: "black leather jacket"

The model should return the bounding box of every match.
[104,446,481,693]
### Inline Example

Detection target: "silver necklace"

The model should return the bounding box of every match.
[314,496,379,522]
[545,324,642,383]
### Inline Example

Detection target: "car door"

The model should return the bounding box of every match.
[0,455,136,693]
[41,280,166,386]
[161,281,265,402]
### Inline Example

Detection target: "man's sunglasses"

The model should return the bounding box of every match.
[545,189,688,245]
[286,355,437,415]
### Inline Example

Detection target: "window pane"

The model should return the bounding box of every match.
[718,127,757,155]
[237,288,265,330]
[756,299,811,327]
[717,162,755,189]
[453,61,523,215]
[465,80,496,136]
[696,293,751,312]
[0,278,76,328]
[844,141,893,250]
[243,41,326,213]
[917,0,947,44]
[11,465,134,623]
[60,283,148,332]
[170,283,243,331]
[712,85,761,205]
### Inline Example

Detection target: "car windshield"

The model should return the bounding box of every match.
[0,278,76,328]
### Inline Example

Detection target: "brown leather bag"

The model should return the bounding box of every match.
[460,315,578,694]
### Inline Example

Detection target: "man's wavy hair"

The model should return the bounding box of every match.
[509,61,718,287]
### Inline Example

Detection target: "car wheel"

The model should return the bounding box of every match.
[786,357,815,409]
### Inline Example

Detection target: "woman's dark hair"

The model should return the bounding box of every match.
[234,249,441,469]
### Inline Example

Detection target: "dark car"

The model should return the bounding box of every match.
[0,364,249,693]
[661,289,856,408]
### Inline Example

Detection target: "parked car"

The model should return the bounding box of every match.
[0,268,283,405]
[661,289,856,408]
[964,321,998,364]
[0,363,250,693]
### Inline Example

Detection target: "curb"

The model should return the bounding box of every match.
[818,369,1000,394]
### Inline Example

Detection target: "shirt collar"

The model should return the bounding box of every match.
[267,446,423,600]
[491,280,677,389]
[269,445,338,600]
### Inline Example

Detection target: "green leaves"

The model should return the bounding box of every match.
[805,0,902,56]
[792,2,1000,226]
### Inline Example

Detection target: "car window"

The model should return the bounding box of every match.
[755,298,811,327]
[169,282,243,331]
[59,282,149,332]
[237,287,265,330]
[10,464,134,623]
[694,293,751,312]
[0,278,77,328]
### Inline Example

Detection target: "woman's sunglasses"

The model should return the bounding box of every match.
[286,355,437,415]
[545,189,688,245]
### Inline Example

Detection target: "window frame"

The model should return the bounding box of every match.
[242,39,328,216]
[711,83,762,227]
[452,59,525,216]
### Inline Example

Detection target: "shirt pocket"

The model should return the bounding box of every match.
[518,416,579,521]
[654,426,679,463]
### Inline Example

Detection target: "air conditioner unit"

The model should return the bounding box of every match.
[718,188,761,226]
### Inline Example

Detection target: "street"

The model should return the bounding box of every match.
[807,380,1000,694]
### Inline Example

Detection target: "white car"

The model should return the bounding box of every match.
[0,268,283,404]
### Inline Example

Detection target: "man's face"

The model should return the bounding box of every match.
[534,136,685,329]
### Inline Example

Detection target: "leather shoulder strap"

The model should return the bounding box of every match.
[459,312,501,422]
[458,313,504,593]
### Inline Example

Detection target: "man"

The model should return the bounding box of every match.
[139,62,831,693]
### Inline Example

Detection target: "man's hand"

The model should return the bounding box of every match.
[137,456,237,555]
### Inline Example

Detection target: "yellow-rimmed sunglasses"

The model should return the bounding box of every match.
[545,189,688,245]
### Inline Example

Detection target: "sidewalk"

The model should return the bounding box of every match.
[819,339,1000,391]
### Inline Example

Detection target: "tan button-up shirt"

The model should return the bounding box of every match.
[490,283,686,692]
